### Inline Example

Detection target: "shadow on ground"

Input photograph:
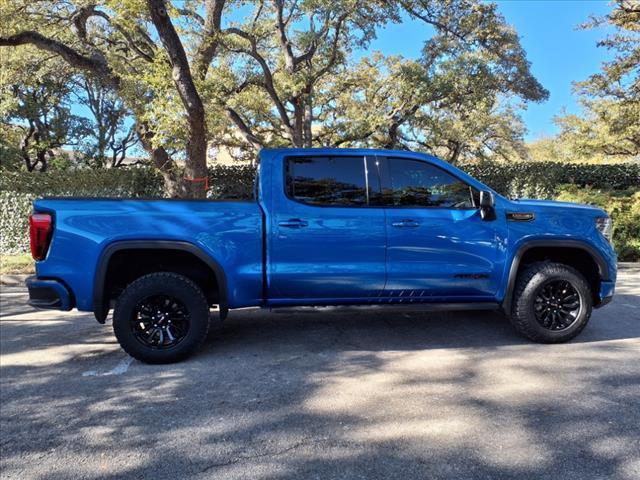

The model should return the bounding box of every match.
[1,271,639,479]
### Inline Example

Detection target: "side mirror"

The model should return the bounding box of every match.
[479,190,496,221]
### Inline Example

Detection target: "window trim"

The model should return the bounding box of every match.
[377,156,480,210]
[282,155,383,209]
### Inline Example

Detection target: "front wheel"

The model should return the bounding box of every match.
[510,262,593,343]
[113,272,210,363]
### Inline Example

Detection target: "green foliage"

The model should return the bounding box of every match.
[207,165,256,199]
[75,78,139,168]
[310,0,549,157]
[0,168,165,197]
[555,185,640,261]
[0,124,24,170]
[0,57,91,172]
[0,191,33,254]
[463,161,640,199]
[549,1,640,161]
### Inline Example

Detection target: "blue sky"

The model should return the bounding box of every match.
[369,0,612,141]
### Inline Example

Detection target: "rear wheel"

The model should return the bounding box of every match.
[113,272,209,363]
[510,262,593,343]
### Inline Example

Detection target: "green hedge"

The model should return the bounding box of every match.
[0,168,165,197]
[462,161,640,198]
[1,161,638,256]
[0,191,33,255]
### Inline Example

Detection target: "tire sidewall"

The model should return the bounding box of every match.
[113,274,209,363]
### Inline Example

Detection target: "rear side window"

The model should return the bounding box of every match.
[383,158,476,208]
[286,156,368,206]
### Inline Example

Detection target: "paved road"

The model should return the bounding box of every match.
[1,268,639,480]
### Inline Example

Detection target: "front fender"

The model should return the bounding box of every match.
[500,238,613,313]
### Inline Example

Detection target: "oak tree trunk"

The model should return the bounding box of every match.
[148,0,208,199]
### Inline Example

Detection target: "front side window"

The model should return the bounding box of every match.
[286,156,368,206]
[383,158,476,208]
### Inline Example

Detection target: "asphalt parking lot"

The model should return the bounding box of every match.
[1,267,639,480]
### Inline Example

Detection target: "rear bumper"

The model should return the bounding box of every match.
[26,276,73,311]
[596,280,615,308]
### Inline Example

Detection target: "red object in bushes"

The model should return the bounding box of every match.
[29,213,53,261]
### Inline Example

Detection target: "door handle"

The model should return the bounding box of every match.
[391,219,420,228]
[278,218,308,228]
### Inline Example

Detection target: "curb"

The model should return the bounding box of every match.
[618,262,640,272]
[0,274,29,286]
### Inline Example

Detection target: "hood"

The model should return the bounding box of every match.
[510,198,604,213]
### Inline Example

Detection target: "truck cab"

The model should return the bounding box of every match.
[26,148,617,363]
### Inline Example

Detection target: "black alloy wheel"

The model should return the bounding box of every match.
[113,272,210,363]
[533,279,582,331]
[132,295,191,349]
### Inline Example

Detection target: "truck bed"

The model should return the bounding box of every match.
[33,198,264,310]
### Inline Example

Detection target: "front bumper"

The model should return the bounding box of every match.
[26,276,73,311]
[596,280,616,308]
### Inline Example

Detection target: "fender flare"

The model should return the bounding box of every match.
[501,239,610,314]
[93,240,229,323]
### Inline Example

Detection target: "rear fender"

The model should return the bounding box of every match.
[93,240,229,323]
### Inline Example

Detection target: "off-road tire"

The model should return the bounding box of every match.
[510,262,593,343]
[113,272,209,363]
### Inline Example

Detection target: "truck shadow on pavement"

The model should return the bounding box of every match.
[1,281,639,479]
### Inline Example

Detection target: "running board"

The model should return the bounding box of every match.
[267,302,500,314]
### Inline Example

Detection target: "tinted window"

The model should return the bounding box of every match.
[286,156,368,206]
[383,158,475,208]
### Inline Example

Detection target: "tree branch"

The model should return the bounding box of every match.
[72,5,155,63]
[274,0,296,72]
[194,0,226,80]
[225,27,295,137]
[312,13,348,81]
[147,0,204,121]
[0,31,119,87]
[226,107,265,150]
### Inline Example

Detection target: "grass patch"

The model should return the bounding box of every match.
[0,254,34,275]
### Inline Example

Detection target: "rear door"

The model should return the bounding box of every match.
[268,155,386,301]
[380,156,504,300]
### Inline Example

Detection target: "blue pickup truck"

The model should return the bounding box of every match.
[26,148,617,363]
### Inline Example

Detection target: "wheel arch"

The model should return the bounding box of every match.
[501,239,609,313]
[93,240,228,323]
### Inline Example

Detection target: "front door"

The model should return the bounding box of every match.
[268,155,387,302]
[380,156,504,300]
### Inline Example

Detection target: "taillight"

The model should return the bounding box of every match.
[29,213,53,261]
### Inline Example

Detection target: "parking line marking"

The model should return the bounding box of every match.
[82,357,133,377]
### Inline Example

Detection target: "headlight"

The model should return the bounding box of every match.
[596,216,612,242]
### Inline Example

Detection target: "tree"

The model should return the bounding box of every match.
[554,0,640,160]
[526,134,577,164]
[0,124,25,171]
[1,0,548,196]
[203,0,395,151]
[0,60,89,172]
[0,0,221,196]
[210,0,547,157]
[76,78,138,168]
[321,49,535,162]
